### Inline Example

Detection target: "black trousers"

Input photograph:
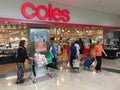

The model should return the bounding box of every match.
[51,57,58,68]
[95,56,102,70]
[46,57,58,69]
[32,61,36,77]
[70,58,75,68]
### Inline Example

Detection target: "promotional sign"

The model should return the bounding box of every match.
[30,29,49,52]
[35,30,48,52]
[21,2,70,22]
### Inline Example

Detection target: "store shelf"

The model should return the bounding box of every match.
[0,49,17,64]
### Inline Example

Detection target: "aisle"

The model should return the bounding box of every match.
[0,60,30,73]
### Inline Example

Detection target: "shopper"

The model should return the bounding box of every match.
[57,42,63,55]
[70,40,77,69]
[78,38,84,65]
[94,41,107,73]
[78,38,84,56]
[66,44,70,60]
[16,40,33,84]
[75,40,80,60]
[49,37,59,70]
[57,41,63,61]
[83,42,91,57]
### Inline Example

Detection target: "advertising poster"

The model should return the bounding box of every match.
[30,29,49,53]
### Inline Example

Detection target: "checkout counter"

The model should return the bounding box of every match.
[104,48,120,59]
[0,49,17,64]
[103,44,120,59]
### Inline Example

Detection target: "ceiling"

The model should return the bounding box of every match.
[49,0,120,15]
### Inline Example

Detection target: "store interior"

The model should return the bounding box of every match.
[0,22,120,71]
[0,23,29,71]
[49,26,103,47]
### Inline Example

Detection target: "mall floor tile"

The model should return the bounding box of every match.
[0,58,120,90]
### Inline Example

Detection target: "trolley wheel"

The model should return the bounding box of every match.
[88,67,90,70]
[50,74,54,78]
[47,73,54,78]
[83,66,87,70]
[29,75,33,80]
[33,79,37,83]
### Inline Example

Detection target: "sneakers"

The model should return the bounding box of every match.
[55,67,60,70]
[96,70,102,73]
[16,79,25,84]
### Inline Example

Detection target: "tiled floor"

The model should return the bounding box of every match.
[0,58,120,90]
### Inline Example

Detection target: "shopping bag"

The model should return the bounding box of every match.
[73,58,80,68]
[34,53,48,66]
[46,54,53,63]
[41,55,48,64]
[67,60,70,67]
[91,58,97,67]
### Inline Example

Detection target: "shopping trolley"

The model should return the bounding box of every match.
[29,53,55,83]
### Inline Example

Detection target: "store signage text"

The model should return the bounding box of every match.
[21,2,70,22]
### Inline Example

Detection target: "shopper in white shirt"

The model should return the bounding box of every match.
[75,40,80,60]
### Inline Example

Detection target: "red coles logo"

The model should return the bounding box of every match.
[21,2,70,22]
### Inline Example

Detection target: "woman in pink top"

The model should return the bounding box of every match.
[94,41,107,72]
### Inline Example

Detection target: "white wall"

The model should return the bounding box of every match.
[0,0,120,27]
